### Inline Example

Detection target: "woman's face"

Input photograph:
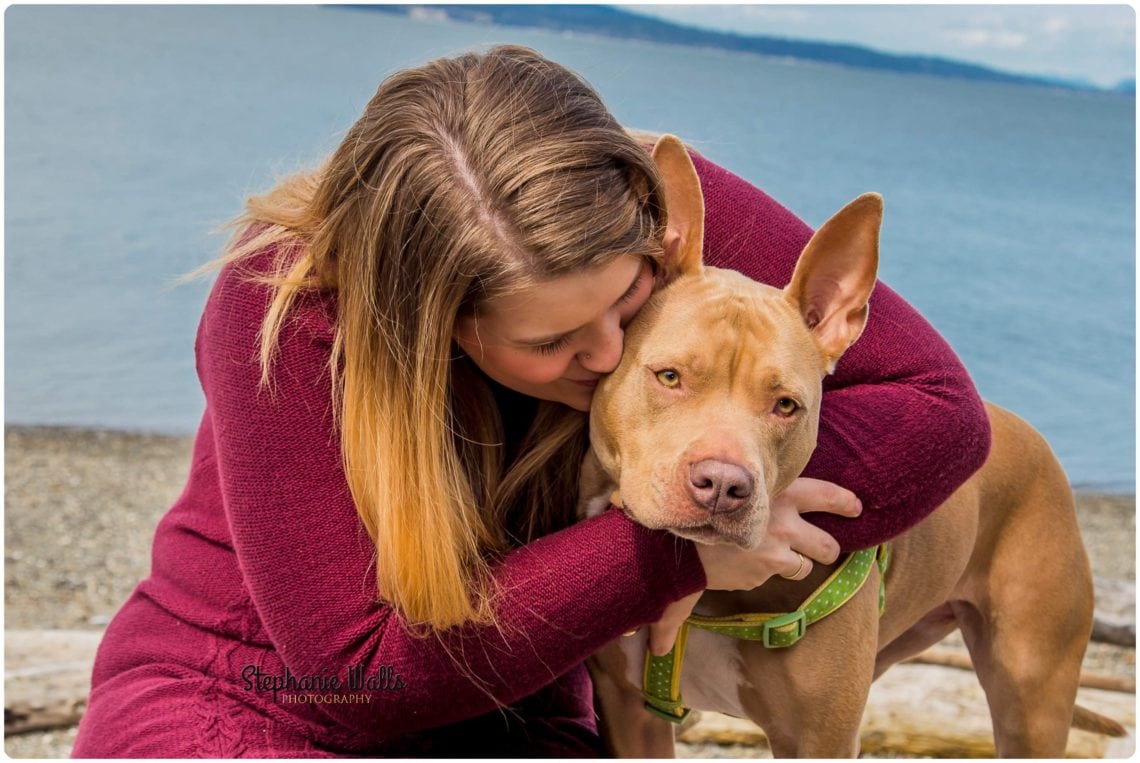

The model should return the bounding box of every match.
[454,255,655,411]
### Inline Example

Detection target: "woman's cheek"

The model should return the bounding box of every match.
[508,351,571,384]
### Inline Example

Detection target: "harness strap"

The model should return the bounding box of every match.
[642,543,890,723]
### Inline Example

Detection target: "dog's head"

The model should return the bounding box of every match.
[588,136,881,548]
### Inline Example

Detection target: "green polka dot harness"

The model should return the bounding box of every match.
[642,544,891,724]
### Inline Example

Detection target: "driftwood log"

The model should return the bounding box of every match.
[1093,577,1136,647]
[679,663,1135,757]
[908,646,1136,694]
[6,603,1136,756]
[5,630,101,736]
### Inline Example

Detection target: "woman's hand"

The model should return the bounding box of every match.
[646,478,862,656]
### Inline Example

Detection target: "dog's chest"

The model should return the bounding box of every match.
[617,629,750,720]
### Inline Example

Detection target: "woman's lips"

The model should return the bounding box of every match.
[570,378,600,388]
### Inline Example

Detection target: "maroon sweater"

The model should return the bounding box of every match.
[72,155,989,757]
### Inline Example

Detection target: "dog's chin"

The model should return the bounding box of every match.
[618,498,766,548]
[670,523,762,549]
[647,509,766,549]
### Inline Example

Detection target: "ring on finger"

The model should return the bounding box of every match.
[782,551,806,580]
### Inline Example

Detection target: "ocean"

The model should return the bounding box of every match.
[5,5,1135,492]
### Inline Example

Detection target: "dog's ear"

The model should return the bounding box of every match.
[785,193,882,373]
[651,135,704,282]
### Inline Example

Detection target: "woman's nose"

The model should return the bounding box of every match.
[578,317,624,374]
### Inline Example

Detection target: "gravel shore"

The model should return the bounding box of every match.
[6,425,1134,631]
[4,425,1135,757]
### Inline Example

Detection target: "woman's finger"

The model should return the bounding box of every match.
[777,477,862,517]
[778,549,813,581]
[789,522,842,566]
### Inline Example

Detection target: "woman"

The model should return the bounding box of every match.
[72,46,989,757]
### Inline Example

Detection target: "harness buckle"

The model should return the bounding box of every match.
[643,700,691,724]
[761,610,807,648]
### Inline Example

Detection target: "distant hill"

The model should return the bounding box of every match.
[352,4,1114,93]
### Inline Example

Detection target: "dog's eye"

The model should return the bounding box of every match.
[656,369,681,388]
[775,398,799,416]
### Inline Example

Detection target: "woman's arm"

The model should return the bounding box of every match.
[692,154,992,551]
[198,253,706,743]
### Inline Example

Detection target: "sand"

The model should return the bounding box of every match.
[3,425,1135,757]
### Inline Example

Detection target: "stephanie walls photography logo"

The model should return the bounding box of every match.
[242,664,407,705]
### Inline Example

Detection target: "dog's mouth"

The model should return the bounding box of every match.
[614,469,768,548]
[645,507,766,549]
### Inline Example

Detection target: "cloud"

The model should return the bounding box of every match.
[1043,16,1071,36]
[734,6,812,25]
[945,27,1029,50]
[637,5,1134,88]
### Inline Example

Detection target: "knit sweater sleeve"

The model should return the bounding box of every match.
[196,254,706,743]
[692,154,992,550]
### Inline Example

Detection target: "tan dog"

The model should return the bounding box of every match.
[580,135,1119,757]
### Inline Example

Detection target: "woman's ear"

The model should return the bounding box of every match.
[651,135,705,283]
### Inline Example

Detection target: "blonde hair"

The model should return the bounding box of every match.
[202,46,666,630]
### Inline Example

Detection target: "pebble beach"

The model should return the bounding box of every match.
[4,425,1135,757]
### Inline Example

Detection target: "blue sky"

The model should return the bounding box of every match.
[634,4,1135,88]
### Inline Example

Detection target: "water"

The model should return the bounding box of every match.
[5,6,1135,492]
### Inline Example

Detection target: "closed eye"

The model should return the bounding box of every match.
[523,261,649,355]
[615,265,648,305]
[532,335,572,356]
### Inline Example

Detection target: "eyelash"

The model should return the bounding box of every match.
[530,266,647,356]
[615,271,644,305]
[533,335,572,356]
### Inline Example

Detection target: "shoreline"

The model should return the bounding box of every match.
[4,424,1135,758]
[5,422,1136,495]
[4,423,1135,633]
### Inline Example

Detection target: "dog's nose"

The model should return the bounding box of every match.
[688,459,754,515]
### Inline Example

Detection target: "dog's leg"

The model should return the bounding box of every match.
[954,585,1089,759]
[954,413,1093,757]
[740,579,880,757]
[955,546,1093,758]
[588,644,677,757]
